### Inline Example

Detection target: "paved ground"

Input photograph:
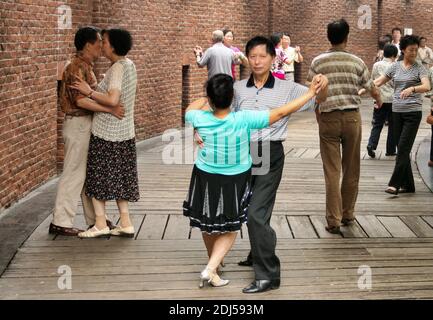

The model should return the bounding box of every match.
[1,97,433,299]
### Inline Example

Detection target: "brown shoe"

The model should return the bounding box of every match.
[428,160,433,167]
[49,223,84,236]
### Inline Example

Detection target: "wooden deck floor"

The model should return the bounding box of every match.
[2,99,433,299]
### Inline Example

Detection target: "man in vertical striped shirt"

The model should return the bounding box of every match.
[306,19,382,234]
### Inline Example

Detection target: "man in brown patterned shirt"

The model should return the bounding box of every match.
[307,19,382,235]
[49,27,124,236]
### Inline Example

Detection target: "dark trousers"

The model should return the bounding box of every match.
[388,111,422,191]
[367,103,396,154]
[246,141,284,280]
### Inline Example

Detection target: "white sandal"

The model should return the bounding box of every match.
[78,226,110,238]
[110,225,135,238]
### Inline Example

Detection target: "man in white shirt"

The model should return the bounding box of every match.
[391,27,402,58]
[281,34,303,82]
[366,44,398,158]
[417,37,433,69]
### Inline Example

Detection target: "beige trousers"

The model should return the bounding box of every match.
[52,115,96,228]
[318,109,362,227]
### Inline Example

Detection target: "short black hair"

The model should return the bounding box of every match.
[400,35,420,50]
[392,27,402,34]
[327,19,350,45]
[245,36,276,57]
[270,32,283,47]
[102,28,133,56]
[383,44,398,58]
[420,37,427,41]
[378,35,391,49]
[74,26,100,51]
[206,74,234,109]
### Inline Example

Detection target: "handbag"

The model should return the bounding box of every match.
[427,115,433,125]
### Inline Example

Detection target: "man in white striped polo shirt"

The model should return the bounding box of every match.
[234,36,328,293]
[307,19,382,234]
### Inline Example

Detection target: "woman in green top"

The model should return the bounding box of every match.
[183,73,322,288]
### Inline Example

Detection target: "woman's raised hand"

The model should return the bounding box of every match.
[69,75,92,96]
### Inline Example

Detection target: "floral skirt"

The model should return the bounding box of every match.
[85,134,140,202]
[183,165,252,234]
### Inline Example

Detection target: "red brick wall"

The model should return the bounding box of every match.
[1,1,62,210]
[2,0,433,211]
[271,0,380,83]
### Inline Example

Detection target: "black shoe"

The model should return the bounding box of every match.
[325,225,341,234]
[238,258,253,267]
[242,279,280,294]
[341,218,355,226]
[385,152,396,156]
[367,145,375,158]
[238,252,253,266]
[399,187,415,194]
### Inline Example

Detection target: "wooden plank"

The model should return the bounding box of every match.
[400,216,433,238]
[136,214,168,240]
[378,216,417,238]
[422,216,433,229]
[340,220,368,238]
[271,215,293,239]
[309,216,342,239]
[356,215,392,238]
[28,215,55,241]
[287,147,307,158]
[163,214,190,240]
[287,216,318,239]
[300,148,320,159]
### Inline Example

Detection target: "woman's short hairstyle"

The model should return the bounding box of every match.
[101,28,133,56]
[245,36,276,57]
[400,35,420,50]
[206,74,234,110]
[74,26,100,51]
